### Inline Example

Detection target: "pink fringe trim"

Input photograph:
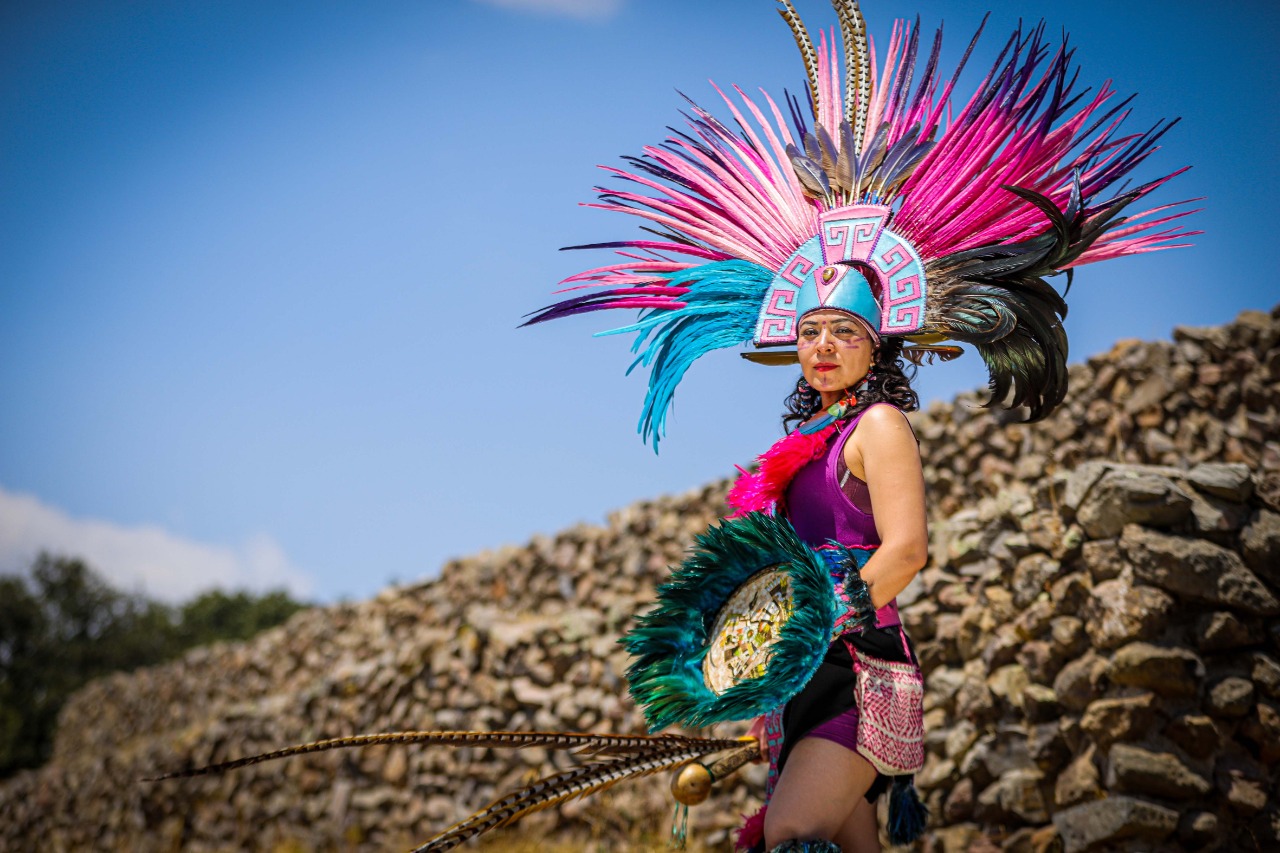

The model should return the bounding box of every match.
[726,425,836,517]
[735,805,768,851]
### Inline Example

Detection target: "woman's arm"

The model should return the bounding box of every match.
[844,405,928,609]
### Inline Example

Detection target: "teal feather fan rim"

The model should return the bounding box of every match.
[621,512,839,731]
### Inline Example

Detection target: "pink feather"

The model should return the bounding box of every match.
[550,13,1193,344]
[726,425,837,517]
[735,806,767,852]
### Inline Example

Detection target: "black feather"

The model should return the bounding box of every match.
[926,169,1134,421]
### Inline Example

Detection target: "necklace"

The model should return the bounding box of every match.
[797,388,861,434]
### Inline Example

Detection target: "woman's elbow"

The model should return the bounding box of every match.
[890,538,928,574]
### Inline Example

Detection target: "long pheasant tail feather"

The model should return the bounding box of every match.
[144,731,737,782]
[143,732,445,781]
[584,735,744,757]
[777,0,821,117]
[833,0,872,146]
[411,746,711,853]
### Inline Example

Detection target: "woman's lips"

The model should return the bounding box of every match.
[814,363,837,372]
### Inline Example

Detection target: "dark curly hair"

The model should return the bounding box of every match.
[782,336,919,432]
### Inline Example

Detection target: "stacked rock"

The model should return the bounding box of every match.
[0,305,1276,852]
[1,484,751,852]
[913,308,1279,520]
[905,459,1279,852]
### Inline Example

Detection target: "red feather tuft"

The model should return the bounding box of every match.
[735,805,768,851]
[726,425,836,516]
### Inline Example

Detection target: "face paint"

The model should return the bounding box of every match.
[796,310,876,403]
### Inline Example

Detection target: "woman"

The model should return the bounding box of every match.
[145,15,1187,849]
[756,309,927,852]
[527,2,1190,851]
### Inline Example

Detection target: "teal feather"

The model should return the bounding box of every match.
[820,545,875,631]
[887,776,929,845]
[596,259,773,451]
[621,512,839,731]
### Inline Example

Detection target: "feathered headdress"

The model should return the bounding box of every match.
[525,0,1196,447]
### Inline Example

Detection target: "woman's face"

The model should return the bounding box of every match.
[796,310,876,398]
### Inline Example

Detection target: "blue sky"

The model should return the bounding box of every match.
[2,0,1276,602]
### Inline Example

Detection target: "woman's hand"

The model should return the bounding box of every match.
[844,404,929,608]
[747,715,768,763]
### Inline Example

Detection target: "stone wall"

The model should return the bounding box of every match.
[0,305,1276,852]
[910,308,1279,520]
[906,460,1280,852]
[1,483,749,852]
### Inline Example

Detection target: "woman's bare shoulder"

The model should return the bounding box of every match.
[843,404,917,477]
[857,403,913,434]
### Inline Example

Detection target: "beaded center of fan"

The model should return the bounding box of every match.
[702,567,795,695]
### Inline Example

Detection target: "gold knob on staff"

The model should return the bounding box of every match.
[669,736,762,806]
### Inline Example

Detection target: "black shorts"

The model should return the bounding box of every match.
[777,625,918,802]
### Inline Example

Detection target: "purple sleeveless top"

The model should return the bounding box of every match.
[783,403,901,629]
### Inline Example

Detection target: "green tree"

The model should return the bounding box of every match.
[176,589,306,648]
[0,574,48,771]
[0,554,308,779]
